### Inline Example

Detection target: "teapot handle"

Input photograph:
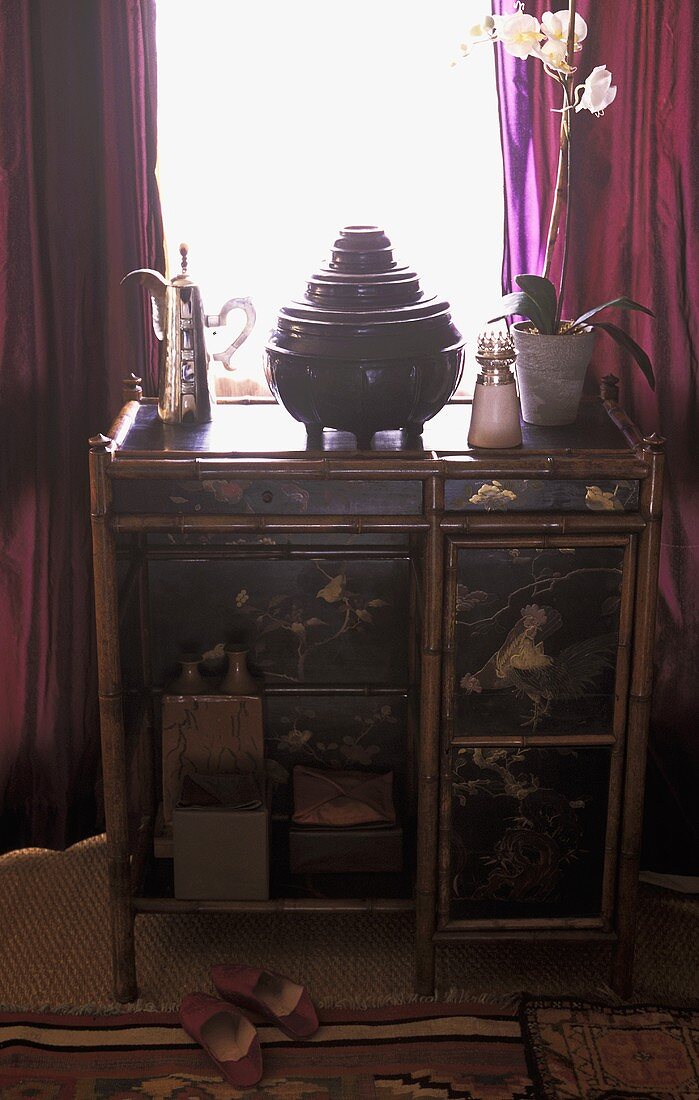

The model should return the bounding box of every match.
[206,297,257,371]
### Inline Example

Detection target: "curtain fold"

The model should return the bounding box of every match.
[493,0,699,871]
[0,0,164,850]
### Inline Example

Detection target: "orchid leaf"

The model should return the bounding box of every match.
[515,275,559,334]
[587,321,656,390]
[488,292,548,335]
[572,296,655,328]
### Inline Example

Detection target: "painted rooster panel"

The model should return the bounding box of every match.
[454,546,624,735]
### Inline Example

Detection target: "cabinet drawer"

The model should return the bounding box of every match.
[440,744,613,927]
[445,478,639,513]
[111,478,423,516]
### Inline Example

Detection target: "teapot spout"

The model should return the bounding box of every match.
[122,268,169,341]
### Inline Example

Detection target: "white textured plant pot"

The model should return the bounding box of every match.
[512,323,596,426]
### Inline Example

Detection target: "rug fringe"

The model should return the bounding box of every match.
[156,989,520,1012]
[0,991,519,1014]
[0,1001,162,1015]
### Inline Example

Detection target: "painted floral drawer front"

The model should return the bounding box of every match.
[453,545,624,735]
[446,745,611,922]
[148,558,409,686]
[445,479,639,513]
[112,478,423,515]
[262,694,407,818]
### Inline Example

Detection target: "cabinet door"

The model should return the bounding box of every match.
[438,538,635,931]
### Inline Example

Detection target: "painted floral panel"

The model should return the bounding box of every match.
[445,479,639,512]
[112,478,423,515]
[262,695,407,818]
[448,745,611,921]
[149,558,409,686]
[453,546,623,735]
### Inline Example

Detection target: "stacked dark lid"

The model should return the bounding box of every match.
[266,225,463,361]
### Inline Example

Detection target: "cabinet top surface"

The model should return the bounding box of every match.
[110,398,642,467]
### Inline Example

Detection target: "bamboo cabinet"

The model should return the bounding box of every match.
[89,381,663,1001]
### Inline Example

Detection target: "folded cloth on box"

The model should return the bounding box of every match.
[292,765,395,828]
[178,772,263,810]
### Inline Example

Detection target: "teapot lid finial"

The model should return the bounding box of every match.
[171,242,195,287]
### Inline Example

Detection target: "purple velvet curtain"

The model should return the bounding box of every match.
[493,0,699,871]
[0,0,164,850]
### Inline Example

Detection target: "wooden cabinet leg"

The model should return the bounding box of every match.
[611,923,635,1000]
[90,436,139,1002]
[108,854,138,1002]
[414,477,444,996]
[415,901,436,995]
[612,435,664,1001]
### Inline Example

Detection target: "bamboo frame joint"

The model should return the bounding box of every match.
[629,691,653,704]
[643,432,666,453]
[89,433,114,453]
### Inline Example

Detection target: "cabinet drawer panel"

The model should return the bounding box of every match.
[444,745,611,924]
[451,545,624,737]
[445,478,639,513]
[112,478,423,516]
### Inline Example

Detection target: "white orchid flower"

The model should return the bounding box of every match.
[575,65,617,114]
[534,37,571,73]
[492,12,544,60]
[541,9,588,50]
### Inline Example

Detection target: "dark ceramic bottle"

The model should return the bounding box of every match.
[219,644,262,695]
[168,653,207,694]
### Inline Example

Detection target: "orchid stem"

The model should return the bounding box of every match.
[542,99,569,285]
[542,0,578,332]
[555,105,572,330]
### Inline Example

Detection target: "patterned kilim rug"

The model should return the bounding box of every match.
[0,1003,535,1098]
[521,997,699,1099]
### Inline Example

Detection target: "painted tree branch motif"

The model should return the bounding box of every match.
[260,700,404,817]
[452,746,587,904]
[232,562,389,681]
[270,703,399,775]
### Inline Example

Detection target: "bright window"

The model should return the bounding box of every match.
[155,1,503,396]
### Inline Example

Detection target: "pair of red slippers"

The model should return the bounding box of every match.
[179,964,319,1087]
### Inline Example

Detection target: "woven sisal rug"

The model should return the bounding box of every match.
[0,1003,535,1098]
[521,997,699,1099]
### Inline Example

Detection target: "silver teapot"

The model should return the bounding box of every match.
[122,244,256,425]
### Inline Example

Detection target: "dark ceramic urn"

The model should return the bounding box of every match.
[264,226,465,447]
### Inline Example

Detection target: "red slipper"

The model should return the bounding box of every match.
[179,991,263,1087]
[211,964,319,1039]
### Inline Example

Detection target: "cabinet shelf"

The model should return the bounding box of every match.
[133,897,415,913]
[136,853,415,912]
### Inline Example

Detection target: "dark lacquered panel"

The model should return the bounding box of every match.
[112,477,423,516]
[144,532,411,548]
[262,694,407,819]
[453,545,624,735]
[445,478,639,513]
[447,745,611,922]
[149,558,409,687]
